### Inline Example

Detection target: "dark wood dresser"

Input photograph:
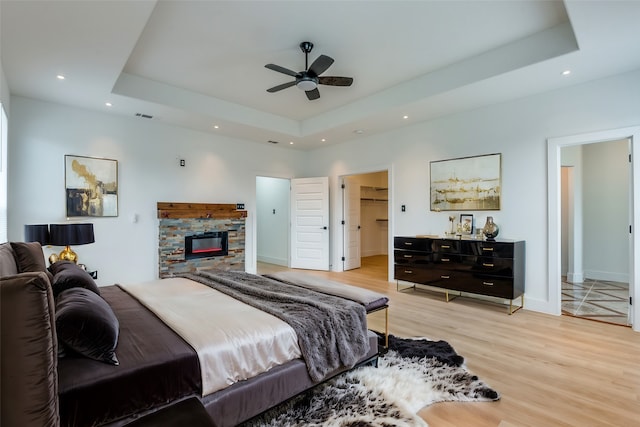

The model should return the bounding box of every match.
[394,236,525,314]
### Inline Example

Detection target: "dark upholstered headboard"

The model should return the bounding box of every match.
[1,271,60,427]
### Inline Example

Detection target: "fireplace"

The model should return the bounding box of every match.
[185,231,228,260]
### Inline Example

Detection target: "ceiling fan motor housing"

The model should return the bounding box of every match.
[296,75,318,91]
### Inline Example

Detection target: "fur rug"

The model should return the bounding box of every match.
[242,335,499,427]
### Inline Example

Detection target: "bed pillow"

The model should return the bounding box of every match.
[0,242,19,277]
[10,241,54,283]
[49,261,100,298]
[55,287,119,365]
[10,241,46,273]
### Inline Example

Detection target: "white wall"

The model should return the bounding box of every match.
[0,60,9,113]
[8,97,305,285]
[582,139,629,281]
[256,176,289,266]
[304,69,640,315]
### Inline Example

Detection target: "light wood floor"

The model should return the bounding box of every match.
[258,256,640,427]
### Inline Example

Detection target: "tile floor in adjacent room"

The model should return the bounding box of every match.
[561,278,630,326]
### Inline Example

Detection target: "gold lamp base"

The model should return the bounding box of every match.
[58,246,78,263]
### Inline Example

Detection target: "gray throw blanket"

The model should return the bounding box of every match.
[178,270,369,382]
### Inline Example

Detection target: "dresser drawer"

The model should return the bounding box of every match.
[394,237,431,252]
[438,272,517,299]
[394,265,441,284]
[463,241,514,258]
[432,239,461,254]
[394,250,430,266]
[431,253,465,270]
[471,257,514,277]
[464,274,520,299]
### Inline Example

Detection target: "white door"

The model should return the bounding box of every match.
[343,177,361,270]
[290,177,329,270]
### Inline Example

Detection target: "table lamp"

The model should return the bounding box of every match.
[49,223,95,264]
[24,224,50,245]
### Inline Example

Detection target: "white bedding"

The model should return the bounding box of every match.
[119,277,301,396]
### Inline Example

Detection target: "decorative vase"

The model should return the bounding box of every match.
[483,217,499,241]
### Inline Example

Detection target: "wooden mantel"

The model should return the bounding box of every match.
[157,202,247,219]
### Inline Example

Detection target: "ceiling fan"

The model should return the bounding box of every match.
[265,41,353,100]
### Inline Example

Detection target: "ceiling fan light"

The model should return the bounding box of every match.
[296,77,317,91]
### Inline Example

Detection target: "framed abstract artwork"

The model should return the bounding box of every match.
[65,155,118,217]
[430,153,501,211]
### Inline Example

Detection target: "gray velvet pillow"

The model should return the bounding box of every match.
[10,242,47,274]
[49,261,100,298]
[56,287,119,365]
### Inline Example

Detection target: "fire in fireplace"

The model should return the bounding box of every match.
[185,231,228,260]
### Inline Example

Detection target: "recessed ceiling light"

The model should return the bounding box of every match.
[562,70,571,76]
[353,129,364,134]
[213,125,219,129]
[56,74,65,80]
[321,138,326,142]
[403,115,409,119]
[289,141,294,145]
[105,102,112,107]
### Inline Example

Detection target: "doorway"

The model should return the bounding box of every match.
[560,140,630,326]
[548,126,639,332]
[341,170,389,279]
[256,176,290,268]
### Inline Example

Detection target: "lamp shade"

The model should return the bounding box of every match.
[49,223,95,246]
[24,224,50,245]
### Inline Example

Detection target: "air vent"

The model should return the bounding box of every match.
[135,113,153,119]
[267,140,279,144]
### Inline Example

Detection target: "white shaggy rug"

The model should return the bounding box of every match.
[243,335,499,427]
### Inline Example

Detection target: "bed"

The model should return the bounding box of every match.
[1,242,385,427]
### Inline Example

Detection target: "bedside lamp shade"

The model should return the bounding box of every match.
[24,224,50,245]
[49,223,95,263]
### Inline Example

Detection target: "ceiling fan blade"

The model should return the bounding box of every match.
[267,81,297,93]
[308,54,334,76]
[265,63,299,77]
[318,76,354,87]
[305,88,320,100]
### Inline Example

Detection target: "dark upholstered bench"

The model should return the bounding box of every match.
[124,397,215,427]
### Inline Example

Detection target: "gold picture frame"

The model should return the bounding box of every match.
[430,153,501,211]
[65,155,118,217]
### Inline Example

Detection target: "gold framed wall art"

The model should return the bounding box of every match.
[430,153,501,211]
[65,155,118,217]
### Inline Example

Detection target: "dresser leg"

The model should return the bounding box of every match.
[445,290,461,302]
[508,295,524,315]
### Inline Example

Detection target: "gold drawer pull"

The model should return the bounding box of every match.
[482,281,494,286]
[482,247,494,252]
[441,245,451,249]
[403,255,413,258]
[404,270,413,274]
[442,258,450,262]
[441,275,450,279]
[483,263,494,267]
[404,242,413,246]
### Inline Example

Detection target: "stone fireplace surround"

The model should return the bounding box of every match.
[157,202,247,278]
